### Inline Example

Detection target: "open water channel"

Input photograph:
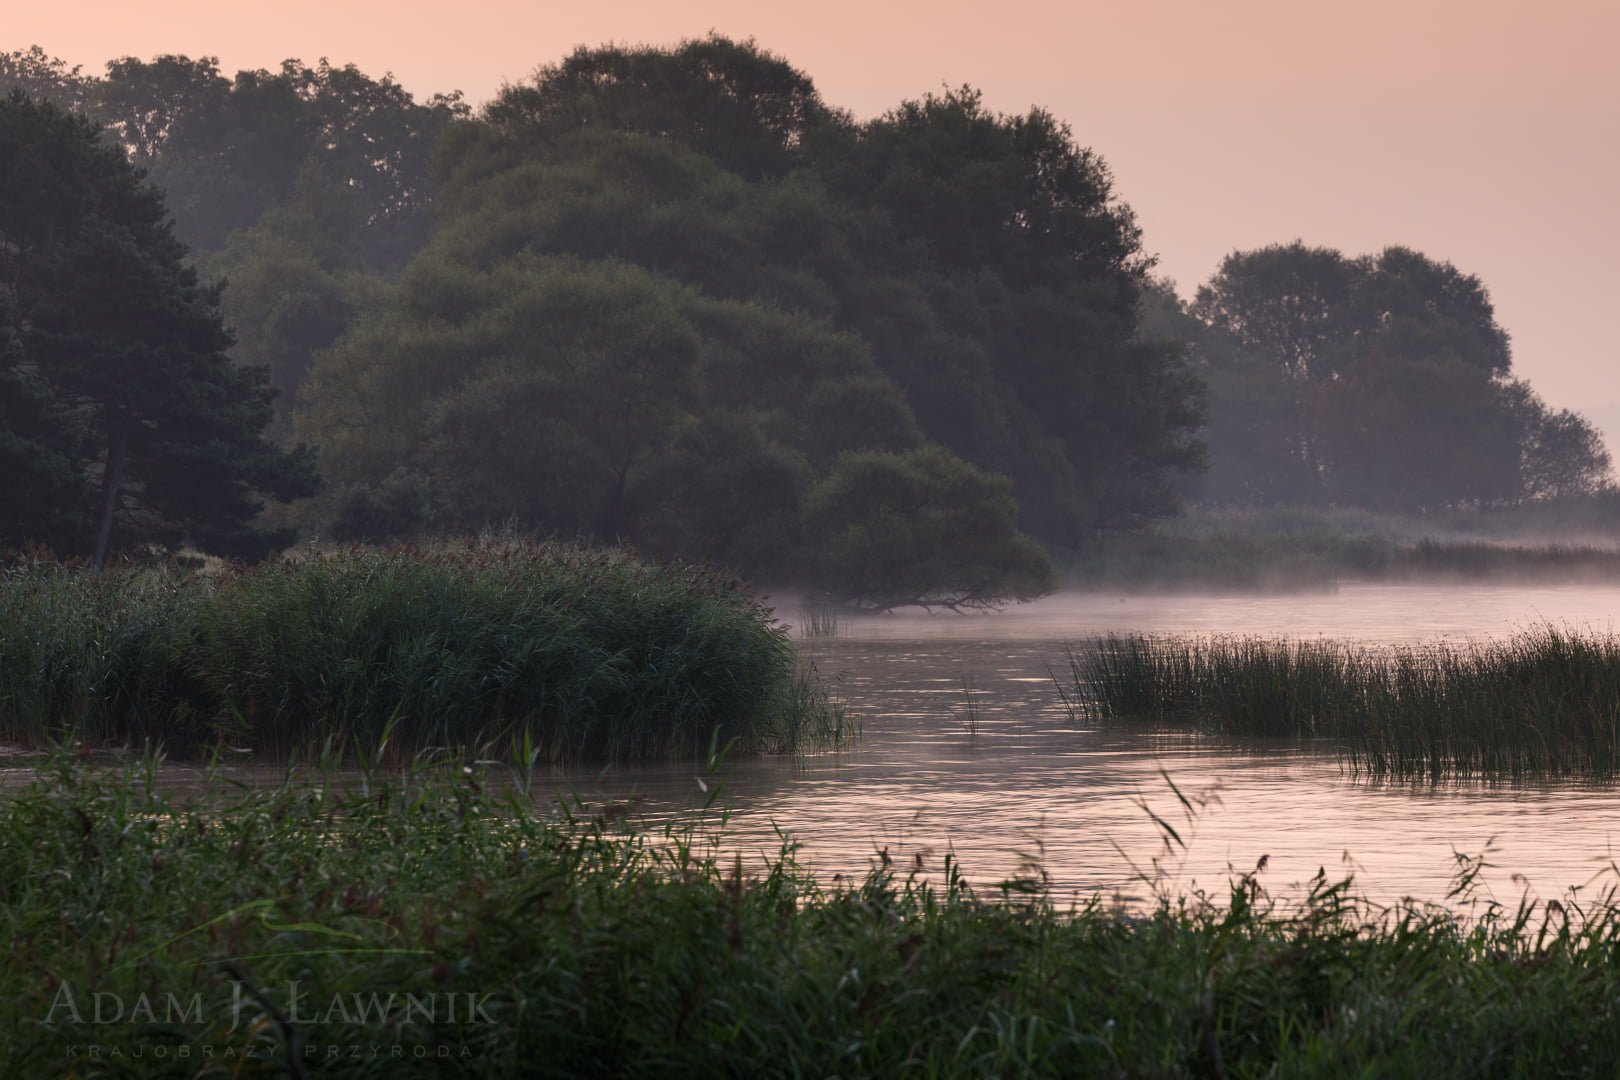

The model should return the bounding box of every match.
[537,583,1620,910]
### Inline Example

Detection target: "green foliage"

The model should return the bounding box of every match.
[90,54,467,263]
[4,49,467,444]
[9,761,1620,1075]
[802,447,1056,610]
[0,46,91,111]
[484,34,839,181]
[0,91,317,561]
[0,540,841,761]
[301,249,932,577]
[0,291,92,549]
[629,415,811,577]
[1077,627,1620,777]
[11,38,1207,596]
[206,226,360,433]
[297,39,1201,601]
[328,467,432,544]
[829,84,1202,534]
[1178,242,1611,509]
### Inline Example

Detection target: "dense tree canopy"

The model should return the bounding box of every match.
[407,47,1203,553]
[4,46,469,435]
[9,35,1605,596]
[289,37,1207,601]
[0,91,316,561]
[484,37,839,181]
[302,248,927,580]
[1170,242,1610,510]
[87,54,468,262]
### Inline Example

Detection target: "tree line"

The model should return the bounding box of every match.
[1,38,1609,602]
[1145,243,1609,512]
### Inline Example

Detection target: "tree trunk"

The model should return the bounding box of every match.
[92,425,128,571]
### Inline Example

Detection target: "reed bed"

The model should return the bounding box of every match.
[7,756,1620,1076]
[795,599,843,639]
[0,540,847,762]
[1074,628,1620,778]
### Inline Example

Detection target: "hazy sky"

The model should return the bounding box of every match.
[12,0,1619,437]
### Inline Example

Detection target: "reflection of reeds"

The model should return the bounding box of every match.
[1046,650,1087,723]
[1073,627,1620,778]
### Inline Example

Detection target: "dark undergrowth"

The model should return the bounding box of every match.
[4,756,1620,1076]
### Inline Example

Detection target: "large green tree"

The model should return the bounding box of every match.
[824,87,1204,539]
[0,91,316,562]
[1185,242,1608,510]
[300,249,925,572]
[293,37,1205,601]
[431,49,1203,548]
[0,46,91,111]
[93,55,467,263]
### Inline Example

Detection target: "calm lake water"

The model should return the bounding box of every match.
[549,583,1620,909]
[12,583,1620,909]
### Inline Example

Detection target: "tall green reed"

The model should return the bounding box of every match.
[796,599,843,639]
[0,540,845,762]
[1074,627,1620,778]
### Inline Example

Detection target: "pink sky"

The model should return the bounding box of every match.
[12,0,1620,438]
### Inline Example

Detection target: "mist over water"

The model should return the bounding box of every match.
[771,582,1620,644]
[559,584,1620,908]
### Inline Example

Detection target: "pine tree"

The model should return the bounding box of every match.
[0,91,316,563]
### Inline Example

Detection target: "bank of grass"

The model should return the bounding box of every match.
[0,540,846,762]
[1076,627,1620,778]
[6,757,1620,1076]
[1064,504,1620,590]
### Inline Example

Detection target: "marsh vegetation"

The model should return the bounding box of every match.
[7,757,1620,1076]
[1076,626,1620,778]
[0,540,847,763]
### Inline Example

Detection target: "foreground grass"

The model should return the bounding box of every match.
[0,540,845,762]
[5,758,1620,1076]
[1076,627,1620,778]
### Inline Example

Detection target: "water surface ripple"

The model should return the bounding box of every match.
[569,584,1620,907]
